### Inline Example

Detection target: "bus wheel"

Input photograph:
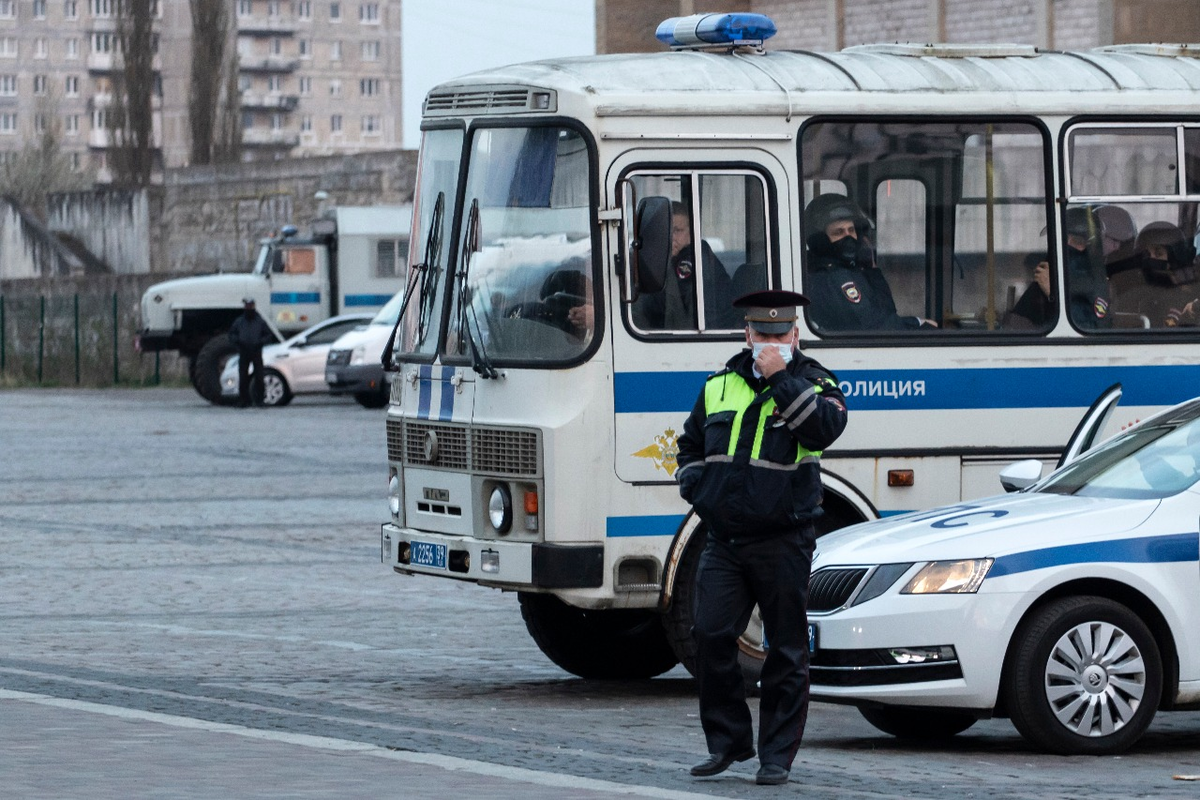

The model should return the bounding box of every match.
[859,706,976,739]
[194,337,238,405]
[662,525,764,687]
[517,592,679,680]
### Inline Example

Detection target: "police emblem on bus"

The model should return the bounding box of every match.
[632,429,680,476]
[841,282,862,303]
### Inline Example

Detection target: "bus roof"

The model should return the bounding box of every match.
[425,44,1200,118]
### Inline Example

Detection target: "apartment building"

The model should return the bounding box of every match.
[0,0,401,183]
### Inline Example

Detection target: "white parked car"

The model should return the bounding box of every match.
[325,290,405,409]
[808,385,1200,754]
[221,313,373,406]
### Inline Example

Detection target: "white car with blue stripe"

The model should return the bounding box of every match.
[808,385,1200,754]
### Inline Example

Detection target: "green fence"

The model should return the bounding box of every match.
[0,277,188,388]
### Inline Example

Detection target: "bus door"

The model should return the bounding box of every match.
[607,151,786,492]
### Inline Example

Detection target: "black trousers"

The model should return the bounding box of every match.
[237,348,264,405]
[692,527,814,769]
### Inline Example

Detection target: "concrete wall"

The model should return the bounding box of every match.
[46,190,158,276]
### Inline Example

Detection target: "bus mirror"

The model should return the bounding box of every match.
[634,196,671,294]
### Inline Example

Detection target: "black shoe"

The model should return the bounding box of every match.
[690,748,755,777]
[755,764,790,785]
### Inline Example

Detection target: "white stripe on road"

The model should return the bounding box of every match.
[0,689,731,800]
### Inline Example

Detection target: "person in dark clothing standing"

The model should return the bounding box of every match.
[228,297,274,407]
[676,290,848,786]
[802,194,936,331]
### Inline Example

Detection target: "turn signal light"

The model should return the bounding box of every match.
[887,469,915,487]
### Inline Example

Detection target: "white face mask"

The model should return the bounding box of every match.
[751,342,794,364]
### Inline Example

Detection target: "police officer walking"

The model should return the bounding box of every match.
[676,290,847,786]
[228,297,274,407]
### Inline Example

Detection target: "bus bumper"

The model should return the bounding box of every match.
[380,523,603,589]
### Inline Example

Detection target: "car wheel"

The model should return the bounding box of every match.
[261,369,292,407]
[1005,596,1162,755]
[859,706,976,739]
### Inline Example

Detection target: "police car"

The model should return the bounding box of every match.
[809,385,1200,754]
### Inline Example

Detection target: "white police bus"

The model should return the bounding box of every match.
[379,13,1200,680]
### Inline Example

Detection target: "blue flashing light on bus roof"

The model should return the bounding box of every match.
[655,13,777,49]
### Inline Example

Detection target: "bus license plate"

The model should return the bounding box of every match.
[808,623,818,654]
[411,540,447,570]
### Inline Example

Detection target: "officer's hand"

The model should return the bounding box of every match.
[755,346,786,378]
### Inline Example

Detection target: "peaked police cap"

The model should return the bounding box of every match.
[733,289,809,334]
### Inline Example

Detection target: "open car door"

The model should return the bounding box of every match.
[1058,382,1123,468]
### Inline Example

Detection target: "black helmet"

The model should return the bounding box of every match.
[1063,206,1104,243]
[804,193,871,238]
[1136,221,1197,268]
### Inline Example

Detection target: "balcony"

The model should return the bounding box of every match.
[87,52,162,74]
[236,16,297,35]
[238,56,300,74]
[240,92,300,112]
[242,128,300,148]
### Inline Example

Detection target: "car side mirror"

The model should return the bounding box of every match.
[293,337,307,348]
[999,459,1043,493]
[633,196,671,294]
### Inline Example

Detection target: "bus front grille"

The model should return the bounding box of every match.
[390,418,542,477]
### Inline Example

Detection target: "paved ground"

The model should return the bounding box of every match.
[5,388,1200,798]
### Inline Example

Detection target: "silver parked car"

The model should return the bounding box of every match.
[221,313,372,406]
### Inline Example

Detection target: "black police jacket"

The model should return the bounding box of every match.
[676,349,848,537]
[805,254,922,331]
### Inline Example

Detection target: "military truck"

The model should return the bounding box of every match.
[137,205,411,402]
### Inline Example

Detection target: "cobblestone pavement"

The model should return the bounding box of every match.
[4,388,1200,799]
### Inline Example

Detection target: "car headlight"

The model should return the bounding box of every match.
[901,559,993,594]
[350,345,366,365]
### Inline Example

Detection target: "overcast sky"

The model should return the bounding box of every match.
[401,0,597,149]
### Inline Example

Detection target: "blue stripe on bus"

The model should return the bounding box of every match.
[606,514,684,538]
[270,292,320,304]
[417,364,432,418]
[989,532,1198,579]
[614,364,1200,414]
[344,294,394,307]
[438,366,454,422]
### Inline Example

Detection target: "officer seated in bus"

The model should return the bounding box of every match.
[802,193,936,331]
[1007,206,1112,330]
[632,201,740,331]
[1110,221,1200,328]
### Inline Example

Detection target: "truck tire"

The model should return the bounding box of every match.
[193,337,238,405]
[859,706,977,739]
[355,388,388,409]
[518,592,679,680]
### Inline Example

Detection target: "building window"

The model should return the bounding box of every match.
[359,2,377,22]
[65,114,79,135]
[375,238,407,277]
[297,0,311,19]
[92,33,114,54]
[361,114,379,135]
[299,76,311,95]
[329,1,340,21]
[0,0,15,19]
[359,78,379,97]
[267,0,279,17]
[0,75,16,96]
[329,78,341,97]
[0,38,15,58]
[330,40,341,61]
[65,75,78,96]
[90,0,113,17]
[34,38,48,59]
[300,115,312,132]
[0,113,17,134]
[92,108,106,128]
[237,0,251,17]
[34,114,46,134]
[267,75,282,92]
[64,0,78,18]
[33,0,46,18]
[361,40,380,61]
[242,111,254,129]
[71,152,81,170]
[271,113,283,131]
[330,113,342,133]
[299,38,311,58]
[33,74,47,95]
[269,37,281,55]
[66,38,79,59]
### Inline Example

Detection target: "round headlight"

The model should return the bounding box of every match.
[388,474,401,516]
[488,485,512,534]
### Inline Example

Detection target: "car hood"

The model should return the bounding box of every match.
[328,324,389,351]
[814,492,1160,566]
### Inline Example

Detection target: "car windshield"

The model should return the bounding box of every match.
[1038,401,1200,499]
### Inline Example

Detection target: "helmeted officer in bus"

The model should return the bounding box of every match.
[802,193,937,331]
[676,289,848,786]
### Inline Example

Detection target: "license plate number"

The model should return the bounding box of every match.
[411,540,447,569]
[808,623,818,654]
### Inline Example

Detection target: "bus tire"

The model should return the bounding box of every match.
[517,592,679,680]
[194,336,238,405]
[859,706,977,739]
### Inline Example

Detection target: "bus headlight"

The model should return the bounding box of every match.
[388,473,401,516]
[488,484,513,534]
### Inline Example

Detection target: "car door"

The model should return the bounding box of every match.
[1059,382,1124,467]
[284,318,368,393]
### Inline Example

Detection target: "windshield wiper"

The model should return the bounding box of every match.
[381,192,444,370]
[456,199,499,379]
